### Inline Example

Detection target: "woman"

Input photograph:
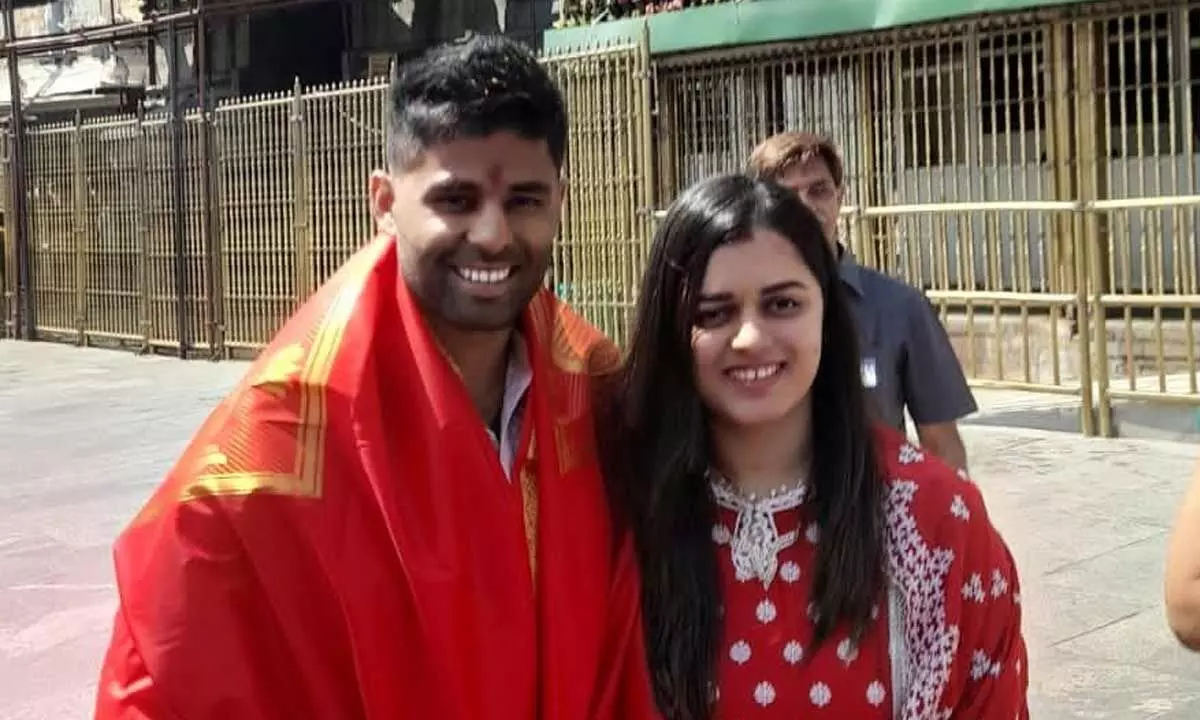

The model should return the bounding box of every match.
[605,175,1028,719]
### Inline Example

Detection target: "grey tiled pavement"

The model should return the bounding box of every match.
[2,340,1199,718]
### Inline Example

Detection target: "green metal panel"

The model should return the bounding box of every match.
[544,0,1101,55]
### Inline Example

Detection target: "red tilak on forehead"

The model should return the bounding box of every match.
[484,164,505,189]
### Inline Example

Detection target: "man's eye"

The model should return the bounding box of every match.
[433,196,472,213]
[509,195,544,210]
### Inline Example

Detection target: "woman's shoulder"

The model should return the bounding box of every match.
[872,424,995,542]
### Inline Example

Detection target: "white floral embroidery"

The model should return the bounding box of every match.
[805,522,820,544]
[712,524,731,544]
[780,560,801,583]
[886,479,960,720]
[962,573,986,603]
[754,681,776,707]
[898,443,925,465]
[756,599,778,624]
[783,640,804,665]
[970,650,1002,680]
[730,640,751,664]
[950,494,970,520]
[837,637,859,665]
[990,569,1009,598]
[866,680,887,707]
[810,681,833,707]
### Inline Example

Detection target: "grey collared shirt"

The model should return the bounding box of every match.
[484,333,532,479]
[838,250,977,433]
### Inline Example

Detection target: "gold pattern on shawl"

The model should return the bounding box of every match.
[197,444,228,469]
[520,435,539,584]
[252,344,306,399]
[179,280,363,502]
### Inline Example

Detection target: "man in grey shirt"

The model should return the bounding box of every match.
[748,132,977,470]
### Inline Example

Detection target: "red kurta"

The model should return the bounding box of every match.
[94,235,656,719]
[712,428,1028,719]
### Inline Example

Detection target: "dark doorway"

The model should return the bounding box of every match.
[239,0,347,94]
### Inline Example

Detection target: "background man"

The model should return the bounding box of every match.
[748,131,977,470]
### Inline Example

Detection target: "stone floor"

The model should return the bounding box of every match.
[1,340,1198,718]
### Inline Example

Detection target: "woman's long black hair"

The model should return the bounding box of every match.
[602,174,887,720]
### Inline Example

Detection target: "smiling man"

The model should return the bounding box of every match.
[94,35,655,719]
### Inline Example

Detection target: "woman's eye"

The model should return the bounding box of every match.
[694,308,729,328]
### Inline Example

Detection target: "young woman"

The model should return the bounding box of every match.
[605,175,1028,719]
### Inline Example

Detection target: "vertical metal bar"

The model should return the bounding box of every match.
[196,0,220,356]
[135,105,151,350]
[71,111,86,345]
[1078,21,1113,437]
[167,0,189,356]
[292,77,312,304]
[5,0,33,339]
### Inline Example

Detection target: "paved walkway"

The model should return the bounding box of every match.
[1,341,1198,718]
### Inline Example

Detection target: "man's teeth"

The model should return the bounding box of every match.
[729,364,782,383]
[456,267,513,284]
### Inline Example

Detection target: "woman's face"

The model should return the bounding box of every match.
[690,227,825,429]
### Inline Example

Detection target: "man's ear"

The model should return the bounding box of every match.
[369,170,397,235]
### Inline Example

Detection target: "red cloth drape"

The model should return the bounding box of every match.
[94,235,658,720]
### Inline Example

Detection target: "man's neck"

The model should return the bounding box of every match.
[433,322,513,426]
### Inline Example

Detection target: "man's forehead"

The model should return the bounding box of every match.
[780,155,834,185]
[407,146,557,190]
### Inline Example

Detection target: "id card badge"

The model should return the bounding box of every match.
[861,357,878,389]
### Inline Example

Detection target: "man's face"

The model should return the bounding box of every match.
[370,131,563,333]
[775,155,844,252]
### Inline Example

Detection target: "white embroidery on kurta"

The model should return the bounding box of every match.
[780,560,801,583]
[950,494,970,520]
[756,598,778,624]
[899,443,925,465]
[783,640,804,665]
[867,680,888,706]
[754,681,776,707]
[837,637,860,666]
[886,478,960,720]
[962,573,986,603]
[970,650,1002,680]
[990,569,1009,598]
[730,640,751,664]
[810,682,833,707]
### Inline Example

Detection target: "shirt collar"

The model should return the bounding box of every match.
[837,244,864,297]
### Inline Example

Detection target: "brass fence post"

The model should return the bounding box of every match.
[1074,21,1113,436]
[290,77,312,304]
[135,105,152,351]
[71,110,87,346]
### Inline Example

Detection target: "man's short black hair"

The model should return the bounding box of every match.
[387,34,567,172]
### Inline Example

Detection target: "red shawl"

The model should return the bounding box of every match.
[94,235,658,719]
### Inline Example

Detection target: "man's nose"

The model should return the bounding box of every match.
[467,201,513,255]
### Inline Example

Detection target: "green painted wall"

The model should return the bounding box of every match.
[544,0,1101,55]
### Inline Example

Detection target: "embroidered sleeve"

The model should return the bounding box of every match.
[935,468,1030,719]
[884,434,1029,720]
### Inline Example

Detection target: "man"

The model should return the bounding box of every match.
[95,36,654,718]
[748,132,976,470]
